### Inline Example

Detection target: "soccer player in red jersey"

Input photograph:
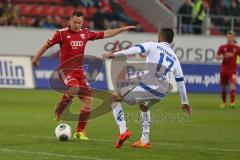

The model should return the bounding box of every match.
[216,31,240,108]
[32,11,135,140]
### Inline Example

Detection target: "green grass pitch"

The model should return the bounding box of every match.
[0,89,240,160]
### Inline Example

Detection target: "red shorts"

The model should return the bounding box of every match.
[59,71,92,97]
[220,72,238,84]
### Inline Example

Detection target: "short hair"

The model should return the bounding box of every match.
[160,28,174,43]
[71,11,84,17]
[227,30,235,36]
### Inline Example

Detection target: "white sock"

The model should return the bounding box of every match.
[111,102,127,134]
[140,111,150,144]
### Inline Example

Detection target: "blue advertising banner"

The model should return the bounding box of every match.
[33,57,59,89]
[83,57,108,90]
[33,57,108,90]
[182,63,240,93]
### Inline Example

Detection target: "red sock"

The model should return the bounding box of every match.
[221,91,227,103]
[55,94,73,115]
[230,89,236,103]
[77,107,91,132]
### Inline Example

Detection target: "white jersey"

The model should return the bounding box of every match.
[137,41,183,83]
[114,41,188,104]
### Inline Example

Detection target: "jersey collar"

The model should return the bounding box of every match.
[68,26,82,33]
[163,42,171,47]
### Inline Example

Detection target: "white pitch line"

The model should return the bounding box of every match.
[5,134,240,153]
[0,148,109,160]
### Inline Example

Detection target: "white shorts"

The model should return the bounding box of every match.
[120,81,172,106]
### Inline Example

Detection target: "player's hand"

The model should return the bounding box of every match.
[216,55,223,60]
[122,26,136,31]
[182,104,192,117]
[102,52,116,59]
[32,58,40,68]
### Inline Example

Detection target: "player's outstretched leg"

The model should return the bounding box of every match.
[230,83,236,108]
[220,84,227,108]
[132,104,150,148]
[55,86,80,121]
[111,92,131,148]
[74,94,92,141]
[54,94,73,122]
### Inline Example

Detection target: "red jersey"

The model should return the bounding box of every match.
[47,26,104,65]
[217,44,240,73]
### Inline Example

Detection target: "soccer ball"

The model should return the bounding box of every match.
[55,123,72,141]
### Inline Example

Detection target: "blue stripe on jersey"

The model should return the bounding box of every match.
[175,77,184,82]
[139,82,165,98]
[135,45,145,53]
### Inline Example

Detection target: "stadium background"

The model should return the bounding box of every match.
[0,0,240,160]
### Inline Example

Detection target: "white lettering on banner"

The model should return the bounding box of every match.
[0,56,34,88]
[35,70,53,79]
[126,66,145,79]
[183,73,228,87]
[96,72,104,81]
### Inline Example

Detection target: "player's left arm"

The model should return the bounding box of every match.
[103,26,136,38]
[87,26,135,41]
[238,46,240,57]
[173,61,192,116]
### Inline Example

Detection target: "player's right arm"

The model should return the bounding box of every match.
[32,31,62,67]
[32,43,51,67]
[216,46,224,60]
[173,60,192,116]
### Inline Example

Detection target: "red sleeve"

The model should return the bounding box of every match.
[217,46,223,56]
[88,31,104,40]
[47,31,62,46]
[238,46,240,56]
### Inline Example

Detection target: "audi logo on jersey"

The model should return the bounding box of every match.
[70,41,83,47]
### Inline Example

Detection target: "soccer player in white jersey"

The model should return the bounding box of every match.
[103,28,192,149]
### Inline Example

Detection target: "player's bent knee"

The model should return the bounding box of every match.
[230,84,236,90]
[112,92,122,102]
[67,86,80,97]
[79,96,92,107]
[139,104,149,112]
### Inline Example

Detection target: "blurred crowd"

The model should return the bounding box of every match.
[178,0,240,35]
[210,0,240,34]
[0,1,19,26]
[1,0,240,34]
[0,0,144,32]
